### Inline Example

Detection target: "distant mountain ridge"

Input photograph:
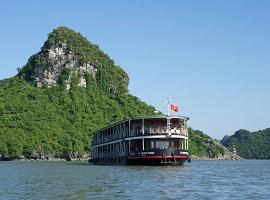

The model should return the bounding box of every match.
[221,128,270,159]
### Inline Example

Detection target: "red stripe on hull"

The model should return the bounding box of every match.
[128,155,190,160]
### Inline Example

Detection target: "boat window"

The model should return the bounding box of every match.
[151,141,155,149]
[156,140,169,149]
[170,139,180,149]
[130,140,142,151]
[144,140,155,149]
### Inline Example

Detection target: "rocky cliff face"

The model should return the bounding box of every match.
[18,27,128,93]
[33,41,97,90]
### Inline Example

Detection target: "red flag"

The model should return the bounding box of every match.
[170,103,179,112]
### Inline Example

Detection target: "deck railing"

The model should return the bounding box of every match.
[129,126,188,137]
[93,126,188,145]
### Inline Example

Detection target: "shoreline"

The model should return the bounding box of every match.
[0,158,90,162]
[190,155,243,161]
[0,155,90,162]
[0,156,243,162]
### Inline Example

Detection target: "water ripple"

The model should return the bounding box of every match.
[0,160,269,199]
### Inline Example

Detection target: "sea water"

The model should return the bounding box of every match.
[0,160,269,199]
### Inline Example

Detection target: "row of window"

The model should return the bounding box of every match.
[93,138,188,155]
[93,126,188,145]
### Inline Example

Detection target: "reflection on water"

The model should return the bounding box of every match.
[0,160,269,199]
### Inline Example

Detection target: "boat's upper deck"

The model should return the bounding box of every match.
[92,115,189,146]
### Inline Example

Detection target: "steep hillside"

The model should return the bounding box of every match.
[0,27,232,161]
[0,27,155,160]
[221,129,270,159]
[188,128,235,159]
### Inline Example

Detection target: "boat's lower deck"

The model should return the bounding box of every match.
[92,148,190,165]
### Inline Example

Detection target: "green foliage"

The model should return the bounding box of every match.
[0,77,155,159]
[58,68,71,85]
[18,53,51,83]
[222,129,270,159]
[189,128,225,158]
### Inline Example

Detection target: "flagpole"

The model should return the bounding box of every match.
[167,99,170,117]
[167,97,171,137]
[167,96,172,117]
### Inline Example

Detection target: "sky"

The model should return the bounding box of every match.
[0,0,269,139]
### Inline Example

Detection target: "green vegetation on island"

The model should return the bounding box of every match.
[0,27,155,160]
[221,129,270,159]
[0,27,227,160]
[189,128,225,158]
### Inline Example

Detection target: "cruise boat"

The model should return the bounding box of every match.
[90,115,190,165]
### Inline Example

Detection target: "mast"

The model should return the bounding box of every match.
[166,98,171,137]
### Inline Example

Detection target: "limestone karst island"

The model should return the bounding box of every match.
[0,27,269,162]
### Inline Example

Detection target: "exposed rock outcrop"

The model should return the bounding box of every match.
[18,27,128,94]
[24,40,97,91]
